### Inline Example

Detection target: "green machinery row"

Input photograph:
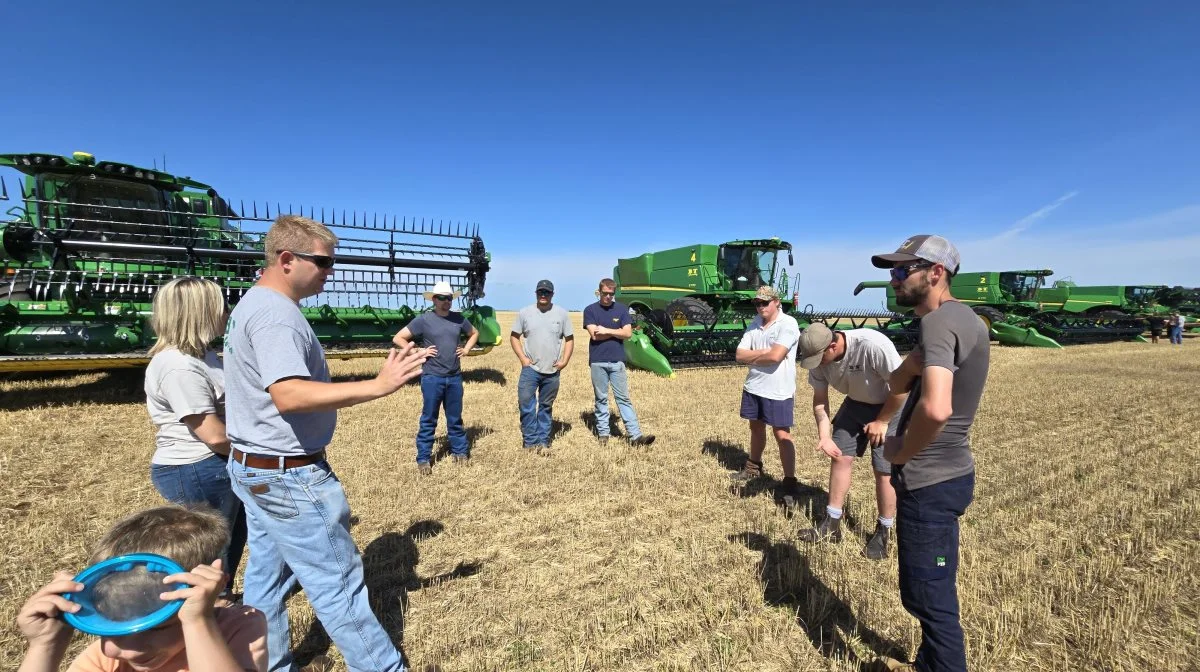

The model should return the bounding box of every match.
[0,151,502,373]
[610,240,1199,377]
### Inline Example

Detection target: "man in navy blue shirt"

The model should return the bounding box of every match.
[583,278,655,447]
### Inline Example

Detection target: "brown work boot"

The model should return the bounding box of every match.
[797,514,842,543]
[418,462,433,476]
[876,655,917,671]
[629,434,656,447]
[729,458,764,484]
[862,521,891,560]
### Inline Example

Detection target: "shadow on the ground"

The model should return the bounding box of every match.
[431,425,494,462]
[549,418,572,445]
[579,410,628,439]
[293,520,482,668]
[0,369,147,410]
[729,531,907,670]
[462,367,507,386]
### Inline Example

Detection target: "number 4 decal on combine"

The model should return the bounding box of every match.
[690,251,696,262]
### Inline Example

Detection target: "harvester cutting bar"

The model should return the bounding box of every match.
[1031,315,1147,344]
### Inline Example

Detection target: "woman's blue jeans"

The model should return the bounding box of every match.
[150,453,247,585]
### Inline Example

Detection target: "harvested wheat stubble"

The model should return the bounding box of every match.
[1,311,1197,671]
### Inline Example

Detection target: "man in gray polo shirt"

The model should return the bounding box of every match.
[796,323,907,561]
[872,234,990,672]
[510,279,574,454]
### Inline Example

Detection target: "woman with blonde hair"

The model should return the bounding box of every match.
[144,276,246,591]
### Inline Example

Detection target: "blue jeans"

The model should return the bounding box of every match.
[1169,326,1183,344]
[150,454,247,585]
[589,362,642,439]
[517,366,560,447]
[892,471,975,672]
[417,373,467,463]
[228,457,406,672]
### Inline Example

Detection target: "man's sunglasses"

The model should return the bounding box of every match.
[432,294,453,301]
[536,290,553,296]
[890,261,933,282]
[282,250,335,269]
[751,299,772,307]
[599,291,616,297]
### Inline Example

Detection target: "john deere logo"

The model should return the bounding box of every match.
[936,556,946,567]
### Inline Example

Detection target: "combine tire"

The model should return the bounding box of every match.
[972,306,1007,335]
[665,297,716,328]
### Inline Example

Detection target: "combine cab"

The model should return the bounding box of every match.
[853,269,1151,348]
[0,151,502,373]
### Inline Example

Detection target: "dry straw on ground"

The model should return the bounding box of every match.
[1,311,1197,671]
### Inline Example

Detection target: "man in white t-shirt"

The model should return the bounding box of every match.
[796,324,908,560]
[729,286,802,508]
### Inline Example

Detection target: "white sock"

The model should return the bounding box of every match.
[879,516,894,528]
[826,506,843,520]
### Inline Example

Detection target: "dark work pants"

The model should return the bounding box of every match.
[892,471,975,672]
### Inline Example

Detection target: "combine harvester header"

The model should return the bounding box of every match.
[0,151,502,373]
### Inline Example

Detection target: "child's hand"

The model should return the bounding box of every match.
[161,559,226,625]
[17,572,82,652]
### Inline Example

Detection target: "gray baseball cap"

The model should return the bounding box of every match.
[797,323,833,370]
[535,279,554,293]
[871,234,961,275]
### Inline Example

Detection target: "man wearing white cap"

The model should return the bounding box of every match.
[870,234,990,672]
[729,285,803,508]
[795,322,907,560]
[393,280,479,475]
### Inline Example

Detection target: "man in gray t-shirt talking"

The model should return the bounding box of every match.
[224,214,429,672]
[510,279,574,454]
[872,234,990,672]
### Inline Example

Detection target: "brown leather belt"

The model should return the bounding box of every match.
[231,447,327,470]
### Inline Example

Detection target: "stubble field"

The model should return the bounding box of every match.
[1,311,1197,671]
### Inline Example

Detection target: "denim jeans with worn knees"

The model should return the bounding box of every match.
[589,361,642,439]
[892,471,975,672]
[228,457,407,672]
[416,373,467,463]
[517,366,559,447]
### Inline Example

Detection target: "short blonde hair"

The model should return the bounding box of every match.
[264,214,338,267]
[149,277,227,358]
[89,505,230,571]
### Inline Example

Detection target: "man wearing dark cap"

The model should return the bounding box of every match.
[795,322,907,560]
[871,234,990,672]
[510,279,574,454]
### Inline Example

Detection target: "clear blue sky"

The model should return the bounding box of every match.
[4,1,1198,310]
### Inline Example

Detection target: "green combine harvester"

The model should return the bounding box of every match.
[612,238,917,377]
[853,269,1163,348]
[0,151,502,373]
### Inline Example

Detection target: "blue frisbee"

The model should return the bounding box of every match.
[63,553,188,636]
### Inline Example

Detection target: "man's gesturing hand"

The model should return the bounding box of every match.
[376,344,432,394]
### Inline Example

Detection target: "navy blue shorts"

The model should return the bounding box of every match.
[739,390,794,428]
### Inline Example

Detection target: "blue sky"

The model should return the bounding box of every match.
[3,1,1198,310]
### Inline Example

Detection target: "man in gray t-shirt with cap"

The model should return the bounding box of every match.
[870,233,990,672]
[795,323,907,561]
[510,279,574,453]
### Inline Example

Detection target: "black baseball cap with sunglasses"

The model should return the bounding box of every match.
[535,279,554,296]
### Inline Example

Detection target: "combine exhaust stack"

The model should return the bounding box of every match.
[0,152,501,372]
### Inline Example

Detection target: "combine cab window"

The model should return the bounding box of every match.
[722,246,773,291]
[46,175,168,244]
[999,273,1042,302]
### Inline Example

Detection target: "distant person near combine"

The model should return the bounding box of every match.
[144,276,247,595]
[871,234,990,672]
[582,278,656,447]
[1147,315,1165,344]
[510,279,574,454]
[393,280,479,475]
[729,286,802,508]
[1169,311,1185,345]
[223,214,431,672]
[795,322,908,561]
